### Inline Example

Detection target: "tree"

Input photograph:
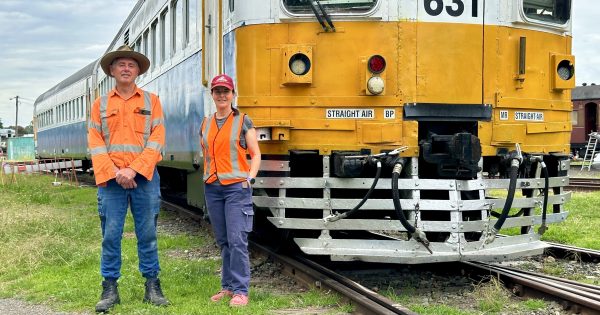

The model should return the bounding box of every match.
[0,118,3,129]
[24,122,34,135]
[8,125,26,135]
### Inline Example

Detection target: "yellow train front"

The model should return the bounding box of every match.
[223,0,573,263]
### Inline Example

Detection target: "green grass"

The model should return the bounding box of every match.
[0,175,349,314]
[542,192,600,249]
[3,173,599,314]
[486,187,600,250]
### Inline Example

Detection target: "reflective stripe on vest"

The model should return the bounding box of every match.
[202,113,250,183]
[142,91,151,146]
[99,91,152,150]
[100,96,110,146]
[201,117,213,180]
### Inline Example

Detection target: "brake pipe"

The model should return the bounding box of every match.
[324,147,408,222]
[391,159,432,254]
[481,144,523,245]
[324,158,381,222]
[529,156,549,235]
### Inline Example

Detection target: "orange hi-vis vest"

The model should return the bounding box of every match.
[88,87,165,185]
[200,112,250,185]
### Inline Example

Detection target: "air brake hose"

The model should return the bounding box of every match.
[392,160,432,254]
[538,161,549,235]
[391,161,415,234]
[493,159,520,231]
[324,158,382,222]
[481,158,520,245]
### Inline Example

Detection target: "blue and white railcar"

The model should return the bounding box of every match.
[34,60,97,169]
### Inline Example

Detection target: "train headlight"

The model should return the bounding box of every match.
[551,54,575,90]
[368,55,386,74]
[367,76,385,95]
[281,46,313,85]
[557,60,574,80]
[289,53,311,76]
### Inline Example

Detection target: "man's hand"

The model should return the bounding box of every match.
[116,167,138,189]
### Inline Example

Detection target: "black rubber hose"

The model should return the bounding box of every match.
[493,162,519,231]
[309,1,328,31]
[392,163,416,234]
[316,0,335,31]
[334,160,382,220]
[540,163,549,228]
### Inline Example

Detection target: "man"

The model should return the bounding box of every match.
[88,45,168,313]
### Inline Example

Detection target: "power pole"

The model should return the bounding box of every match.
[9,96,19,137]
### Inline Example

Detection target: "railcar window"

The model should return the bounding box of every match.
[171,0,179,56]
[183,0,189,46]
[160,9,167,63]
[143,30,149,61]
[283,0,377,14]
[151,20,158,69]
[523,0,571,24]
[189,0,197,44]
[571,110,578,125]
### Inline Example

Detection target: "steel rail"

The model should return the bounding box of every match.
[463,261,600,314]
[566,177,600,192]
[161,200,416,314]
[250,242,417,315]
[546,242,600,263]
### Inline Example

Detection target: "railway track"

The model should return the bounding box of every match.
[161,198,600,314]
[160,199,416,314]
[566,177,600,192]
[462,261,600,314]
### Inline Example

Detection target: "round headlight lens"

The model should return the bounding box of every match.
[557,60,574,80]
[367,76,385,95]
[289,53,311,75]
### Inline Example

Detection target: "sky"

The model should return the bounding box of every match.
[1,0,599,129]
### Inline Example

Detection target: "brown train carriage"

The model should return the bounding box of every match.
[572,84,600,157]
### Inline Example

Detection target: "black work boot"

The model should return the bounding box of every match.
[143,278,169,306]
[95,279,120,313]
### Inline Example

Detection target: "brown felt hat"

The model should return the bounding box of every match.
[100,44,150,76]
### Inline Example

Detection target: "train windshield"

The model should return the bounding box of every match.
[283,0,377,15]
[523,0,571,24]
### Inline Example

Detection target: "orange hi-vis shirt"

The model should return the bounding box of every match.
[88,86,165,185]
[200,112,250,185]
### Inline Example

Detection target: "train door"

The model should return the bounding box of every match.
[585,102,598,134]
[203,0,221,89]
[415,0,484,105]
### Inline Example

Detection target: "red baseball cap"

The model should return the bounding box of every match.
[210,74,235,91]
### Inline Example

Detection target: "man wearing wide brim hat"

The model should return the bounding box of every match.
[100,44,150,76]
[88,44,168,312]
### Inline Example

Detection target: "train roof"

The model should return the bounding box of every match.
[34,59,98,105]
[104,0,144,54]
[572,85,600,101]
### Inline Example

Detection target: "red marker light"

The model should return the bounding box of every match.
[368,55,386,74]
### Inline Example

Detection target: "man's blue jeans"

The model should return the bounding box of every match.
[97,169,161,279]
[205,181,254,295]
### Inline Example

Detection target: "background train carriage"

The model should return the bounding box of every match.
[35,0,575,264]
[34,60,97,170]
[571,84,600,158]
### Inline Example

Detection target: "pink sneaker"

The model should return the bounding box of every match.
[210,289,233,302]
[229,294,249,307]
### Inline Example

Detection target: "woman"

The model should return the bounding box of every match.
[200,74,261,307]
